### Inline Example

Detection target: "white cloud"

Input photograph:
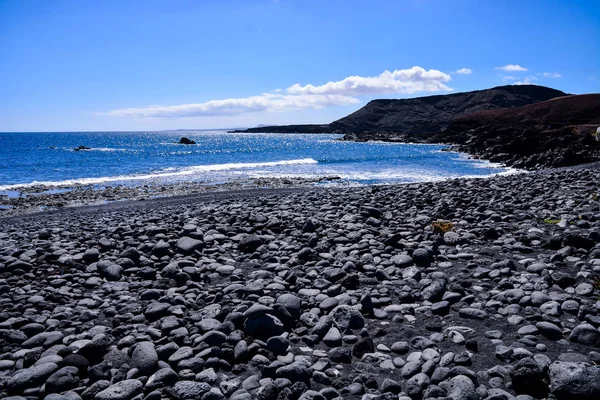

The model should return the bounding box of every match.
[287,67,452,96]
[106,66,453,118]
[495,64,528,72]
[454,68,473,75]
[541,72,562,78]
[106,93,360,118]
[502,76,518,81]
[513,75,538,85]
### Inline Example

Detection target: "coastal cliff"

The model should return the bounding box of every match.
[234,85,600,169]
[236,85,567,138]
[432,94,600,169]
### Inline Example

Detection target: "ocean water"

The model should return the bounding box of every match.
[0,131,515,191]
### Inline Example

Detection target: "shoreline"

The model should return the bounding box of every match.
[0,186,316,223]
[0,176,346,218]
[2,157,597,219]
[0,157,519,218]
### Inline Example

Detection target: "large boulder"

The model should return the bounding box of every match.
[6,363,59,392]
[276,294,302,319]
[238,235,263,253]
[439,375,478,400]
[176,237,204,254]
[329,305,364,332]
[130,341,159,376]
[549,362,600,400]
[97,261,123,281]
[119,248,140,265]
[421,279,446,302]
[275,362,311,384]
[95,379,143,400]
[510,357,549,398]
[145,368,179,391]
[6,260,32,272]
[392,254,413,268]
[22,331,64,348]
[568,324,600,346]
[411,248,431,267]
[172,381,211,399]
[244,314,285,339]
[44,366,80,394]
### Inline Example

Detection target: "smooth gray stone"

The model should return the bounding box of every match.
[549,362,600,400]
[130,341,158,375]
[94,379,143,400]
[6,362,59,392]
[172,381,211,400]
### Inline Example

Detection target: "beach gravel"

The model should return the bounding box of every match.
[1,165,600,399]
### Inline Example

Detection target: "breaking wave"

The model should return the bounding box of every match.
[0,158,319,190]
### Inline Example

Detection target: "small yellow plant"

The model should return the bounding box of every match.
[431,221,454,234]
[543,219,560,225]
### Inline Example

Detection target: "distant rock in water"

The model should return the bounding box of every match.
[178,137,196,145]
[74,145,91,151]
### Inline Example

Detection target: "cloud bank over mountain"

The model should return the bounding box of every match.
[107,67,453,118]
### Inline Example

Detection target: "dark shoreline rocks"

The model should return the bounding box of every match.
[1,164,600,399]
[432,94,600,169]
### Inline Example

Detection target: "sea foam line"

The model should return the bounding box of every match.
[0,158,319,190]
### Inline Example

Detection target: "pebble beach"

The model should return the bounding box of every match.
[1,164,600,400]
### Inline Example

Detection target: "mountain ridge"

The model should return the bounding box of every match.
[232,85,600,169]
[234,85,568,139]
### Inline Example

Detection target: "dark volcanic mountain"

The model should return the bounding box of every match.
[234,85,600,169]
[237,85,568,140]
[432,94,600,169]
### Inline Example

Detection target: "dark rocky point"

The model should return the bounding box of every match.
[233,85,600,170]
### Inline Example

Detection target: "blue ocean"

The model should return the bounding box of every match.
[0,131,514,191]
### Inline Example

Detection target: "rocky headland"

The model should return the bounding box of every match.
[1,165,600,400]
[432,94,600,169]
[234,85,600,169]
[236,85,566,139]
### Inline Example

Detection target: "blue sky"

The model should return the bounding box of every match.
[1,0,599,132]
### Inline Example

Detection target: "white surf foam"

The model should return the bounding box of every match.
[247,165,522,183]
[71,147,129,152]
[452,152,522,175]
[0,158,319,190]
